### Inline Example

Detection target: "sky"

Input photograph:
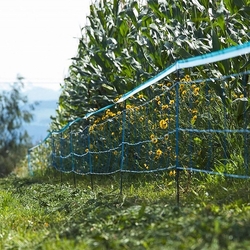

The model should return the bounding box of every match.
[0,0,91,92]
[0,0,92,142]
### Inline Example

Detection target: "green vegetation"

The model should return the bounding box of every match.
[41,0,250,178]
[52,0,250,129]
[35,73,250,177]
[0,76,36,177]
[1,173,250,249]
[2,1,250,249]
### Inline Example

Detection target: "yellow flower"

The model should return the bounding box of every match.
[159,119,168,129]
[155,95,160,101]
[89,124,96,133]
[106,110,116,117]
[194,87,200,96]
[138,94,144,99]
[185,75,191,82]
[162,104,169,110]
[85,149,89,153]
[139,116,144,122]
[156,149,162,156]
[152,137,158,144]
[166,82,172,87]
[181,90,187,96]
[157,100,161,105]
[180,83,185,89]
[154,155,160,161]
[164,134,169,140]
[94,118,101,124]
[169,100,175,105]
[144,163,149,169]
[240,94,244,98]
[169,170,176,177]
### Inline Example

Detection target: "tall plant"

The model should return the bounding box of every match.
[51,0,250,129]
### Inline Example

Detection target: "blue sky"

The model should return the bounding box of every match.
[0,0,91,92]
[0,0,91,142]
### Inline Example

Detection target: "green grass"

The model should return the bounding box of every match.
[1,171,250,249]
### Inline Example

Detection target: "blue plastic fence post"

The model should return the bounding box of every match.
[222,80,228,161]
[205,81,212,170]
[120,101,126,194]
[70,126,76,187]
[59,133,63,184]
[175,71,180,206]
[243,72,249,175]
[27,149,33,176]
[87,125,93,190]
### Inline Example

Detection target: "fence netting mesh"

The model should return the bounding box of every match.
[29,69,250,179]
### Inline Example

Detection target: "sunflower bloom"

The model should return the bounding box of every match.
[194,87,200,96]
[185,75,191,82]
[162,104,169,110]
[152,137,158,144]
[155,95,160,101]
[159,119,168,129]
[156,149,162,156]
[181,90,187,96]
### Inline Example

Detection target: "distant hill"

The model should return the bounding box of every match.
[22,86,61,144]
[24,86,61,102]
[24,99,58,144]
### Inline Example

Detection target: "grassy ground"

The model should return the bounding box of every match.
[1,171,250,249]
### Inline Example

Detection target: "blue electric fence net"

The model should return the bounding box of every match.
[28,42,250,179]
